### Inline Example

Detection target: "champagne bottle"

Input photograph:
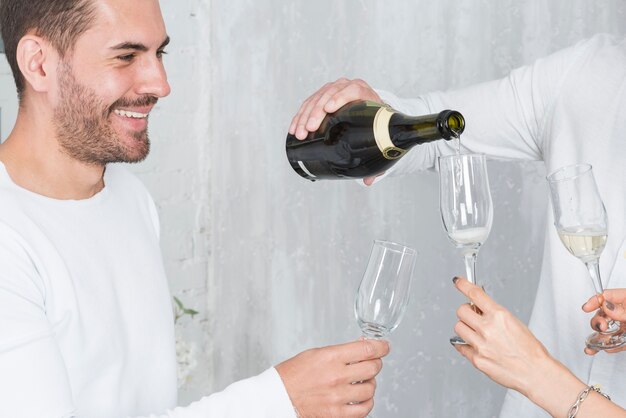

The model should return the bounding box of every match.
[285,100,465,181]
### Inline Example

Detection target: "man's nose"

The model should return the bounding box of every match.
[136,58,171,98]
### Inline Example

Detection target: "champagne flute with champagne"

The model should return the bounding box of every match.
[439,153,493,345]
[547,163,626,350]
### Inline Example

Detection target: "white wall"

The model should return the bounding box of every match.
[1,1,624,416]
[0,58,18,142]
[179,1,623,416]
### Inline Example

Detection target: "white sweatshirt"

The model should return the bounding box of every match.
[0,163,295,418]
[379,33,626,417]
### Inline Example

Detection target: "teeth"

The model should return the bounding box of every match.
[114,109,148,118]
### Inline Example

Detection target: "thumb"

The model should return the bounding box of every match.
[603,299,626,322]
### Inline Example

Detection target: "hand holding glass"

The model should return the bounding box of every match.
[439,153,493,345]
[547,163,626,350]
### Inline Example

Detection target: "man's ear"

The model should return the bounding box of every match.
[16,34,59,94]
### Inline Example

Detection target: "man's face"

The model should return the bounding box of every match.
[52,0,171,165]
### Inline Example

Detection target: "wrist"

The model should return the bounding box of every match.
[524,355,586,416]
[567,385,611,418]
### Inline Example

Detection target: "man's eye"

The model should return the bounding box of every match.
[118,54,135,62]
[157,50,168,59]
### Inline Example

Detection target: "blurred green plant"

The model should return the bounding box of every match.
[173,296,199,324]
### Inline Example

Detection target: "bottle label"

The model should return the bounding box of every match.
[373,106,406,160]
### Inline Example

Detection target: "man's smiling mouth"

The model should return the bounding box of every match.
[114,109,149,119]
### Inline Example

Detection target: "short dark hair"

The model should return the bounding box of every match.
[0,0,97,100]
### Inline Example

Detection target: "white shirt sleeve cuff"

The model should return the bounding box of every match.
[142,367,297,418]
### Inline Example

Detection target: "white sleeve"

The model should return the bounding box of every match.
[377,35,593,178]
[0,219,296,418]
[0,223,77,418]
[134,368,297,418]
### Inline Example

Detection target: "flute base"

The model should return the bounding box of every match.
[586,321,626,351]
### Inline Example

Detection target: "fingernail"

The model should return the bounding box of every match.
[326,99,335,109]
[452,276,460,285]
[606,301,615,311]
[581,303,587,310]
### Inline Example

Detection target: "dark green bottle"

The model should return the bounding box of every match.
[286,100,465,181]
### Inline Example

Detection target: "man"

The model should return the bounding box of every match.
[0,0,389,417]
[290,34,626,417]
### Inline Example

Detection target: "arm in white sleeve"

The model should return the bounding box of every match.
[377,35,594,177]
[0,224,77,418]
[0,220,296,418]
[138,368,297,418]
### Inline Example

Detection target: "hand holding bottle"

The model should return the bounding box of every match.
[286,100,464,181]
[286,78,464,184]
[275,339,389,418]
[288,78,383,140]
[582,289,626,355]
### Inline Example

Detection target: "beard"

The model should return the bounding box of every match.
[53,62,158,165]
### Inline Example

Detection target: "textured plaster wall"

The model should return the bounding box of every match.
[199,1,625,416]
[1,1,625,416]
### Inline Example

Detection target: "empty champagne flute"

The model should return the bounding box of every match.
[354,240,417,340]
[439,153,493,345]
[353,240,416,418]
[547,163,626,350]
